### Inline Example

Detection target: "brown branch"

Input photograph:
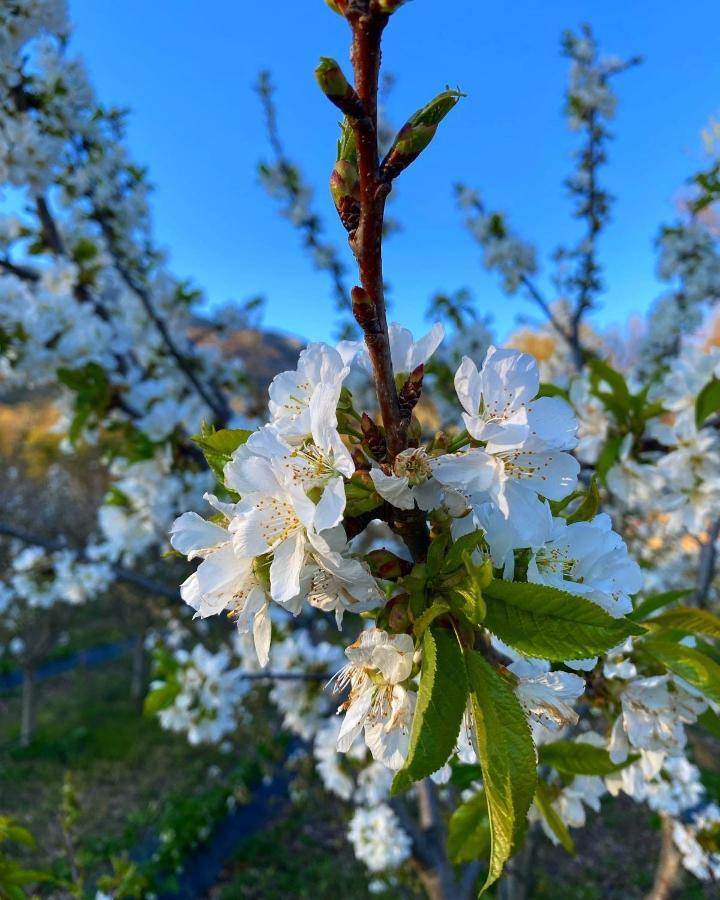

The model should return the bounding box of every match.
[345,6,405,460]
[93,215,232,427]
[692,517,720,608]
[0,522,179,601]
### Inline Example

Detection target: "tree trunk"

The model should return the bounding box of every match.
[646,814,681,900]
[20,666,36,747]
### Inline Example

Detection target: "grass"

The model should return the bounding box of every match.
[0,651,268,889]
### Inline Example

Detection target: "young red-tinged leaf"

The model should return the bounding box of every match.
[464,650,537,894]
[391,627,467,794]
[483,580,645,660]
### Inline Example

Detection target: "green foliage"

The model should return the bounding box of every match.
[648,607,720,640]
[629,589,692,621]
[57,362,110,443]
[344,472,384,516]
[566,476,600,524]
[392,628,467,793]
[447,790,491,864]
[0,816,53,898]
[464,650,537,893]
[643,640,720,704]
[411,600,450,638]
[482,580,645,660]
[695,376,720,428]
[538,741,638,776]
[192,423,253,483]
[534,782,575,854]
[697,708,720,740]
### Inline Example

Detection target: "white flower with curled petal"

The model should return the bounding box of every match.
[169,502,273,667]
[454,347,580,530]
[335,629,417,770]
[508,657,586,730]
[527,510,643,618]
[304,527,384,627]
[268,342,349,443]
[369,445,501,514]
[338,322,445,376]
[228,453,347,604]
[609,675,707,761]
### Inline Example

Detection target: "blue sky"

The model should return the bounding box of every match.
[67,0,720,343]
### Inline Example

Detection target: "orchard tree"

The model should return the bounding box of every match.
[2,2,720,899]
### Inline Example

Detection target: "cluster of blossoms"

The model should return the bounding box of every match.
[2,0,720,894]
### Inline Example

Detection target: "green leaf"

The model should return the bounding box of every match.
[697,708,720,740]
[695,376,720,428]
[344,472,384,516]
[595,434,624,481]
[588,357,632,420]
[392,628,468,794]
[534,781,575,854]
[482,580,645,660]
[464,650,537,893]
[565,476,600,524]
[442,530,484,574]
[649,608,720,640]
[447,790,491,864]
[192,424,253,482]
[143,682,181,716]
[536,383,570,401]
[630,589,692,622]
[643,640,720,704]
[538,741,638,776]
[412,600,450,639]
[426,533,449,577]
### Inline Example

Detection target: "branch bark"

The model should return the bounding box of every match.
[0,522,179,601]
[346,6,405,460]
[646,813,681,900]
[692,517,720,608]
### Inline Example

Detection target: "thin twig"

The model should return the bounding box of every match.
[0,523,178,601]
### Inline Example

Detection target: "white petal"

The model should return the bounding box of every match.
[313,477,347,532]
[270,530,306,603]
[170,512,229,560]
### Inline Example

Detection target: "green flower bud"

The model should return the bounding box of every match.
[315,57,364,118]
[324,0,349,15]
[377,0,406,13]
[382,88,465,180]
[330,160,360,232]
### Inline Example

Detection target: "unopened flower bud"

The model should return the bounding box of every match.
[377,0,406,12]
[314,57,364,118]
[324,0,349,15]
[352,286,380,333]
[387,594,412,633]
[330,159,360,232]
[398,364,424,419]
[381,89,464,180]
[365,549,413,580]
[361,411,387,461]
